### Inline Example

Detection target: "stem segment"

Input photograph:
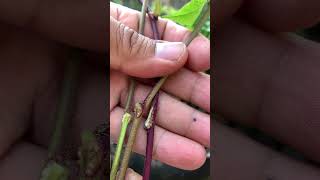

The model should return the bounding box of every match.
[48,50,81,159]
[118,103,144,180]
[143,1,211,108]
[110,79,135,179]
[142,94,158,180]
[110,112,132,180]
[116,0,150,179]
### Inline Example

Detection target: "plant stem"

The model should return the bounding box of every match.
[110,113,132,180]
[118,1,210,179]
[48,50,81,159]
[142,7,161,180]
[184,0,211,46]
[142,94,158,180]
[138,0,149,34]
[124,79,136,112]
[143,0,211,108]
[115,1,149,179]
[118,103,144,180]
[110,79,135,179]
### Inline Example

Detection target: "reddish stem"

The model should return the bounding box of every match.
[137,0,160,40]
[136,1,161,179]
[142,94,159,180]
[143,13,160,180]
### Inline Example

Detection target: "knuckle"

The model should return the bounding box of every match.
[122,27,155,58]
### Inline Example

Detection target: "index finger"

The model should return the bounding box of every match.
[110,2,210,72]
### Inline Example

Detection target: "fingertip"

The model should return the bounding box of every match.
[187,36,211,72]
[125,168,142,180]
[160,136,207,170]
[186,144,207,170]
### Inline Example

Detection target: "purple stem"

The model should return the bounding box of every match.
[136,1,161,179]
[137,0,160,41]
[142,94,159,180]
[144,15,161,180]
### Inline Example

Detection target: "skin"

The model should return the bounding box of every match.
[1,0,318,180]
[0,1,210,180]
[214,0,320,179]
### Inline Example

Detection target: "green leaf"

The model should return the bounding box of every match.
[153,0,161,17]
[163,0,207,29]
[81,130,96,145]
[40,162,69,180]
[200,18,210,38]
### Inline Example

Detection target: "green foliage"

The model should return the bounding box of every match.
[112,0,122,4]
[153,0,161,17]
[40,162,69,180]
[156,5,177,16]
[201,18,210,38]
[163,0,208,30]
[81,130,96,144]
[78,131,103,177]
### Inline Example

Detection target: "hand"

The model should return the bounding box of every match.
[110,1,210,172]
[214,0,320,179]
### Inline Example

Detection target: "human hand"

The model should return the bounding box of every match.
[110,1,210,173]
[0,1,210,179]
[214,0,320,179]
[0,1,115,179]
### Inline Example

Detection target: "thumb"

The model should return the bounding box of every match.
[110,17,187,78]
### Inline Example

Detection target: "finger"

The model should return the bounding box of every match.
[110,70,210,147]
[163,69,210,112]
[119,83,210,147]
[123,168,142,180]
[0,24,62,157]
[0,142,47,179]
[110,67,210,113]
[110,107,206,170]
[0,22,107,172]
[110,16,188,78]
[110,2,210,72]
[214,18,320,162]
[0,23,107,151]
[213,121,320,179]
[0,0,106,52]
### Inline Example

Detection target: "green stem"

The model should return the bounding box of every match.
[184,1,210,46]
[138,0,149,34]
[48,50,81,159]
[117,1,149,179]
[110,112,132,180]
[116,1,210,179]
[110,79,135,180]
[118,103,144,180]
[110,78,135,179]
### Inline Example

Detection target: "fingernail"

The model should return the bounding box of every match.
[155,42,186,61]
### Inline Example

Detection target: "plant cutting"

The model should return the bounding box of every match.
[40,50,108,179]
